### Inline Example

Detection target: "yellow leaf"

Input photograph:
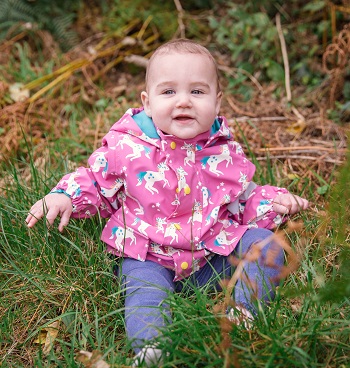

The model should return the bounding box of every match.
[34,331,47,344]
[34,321,60,355]
[43,321,60,355]
[286,120,306,135]
[287,173,300,180]
[76,350,110,368]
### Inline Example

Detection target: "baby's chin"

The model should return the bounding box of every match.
[164,128,209,140]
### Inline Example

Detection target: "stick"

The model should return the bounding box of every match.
[276,13,291,102]
[174,0,186,38]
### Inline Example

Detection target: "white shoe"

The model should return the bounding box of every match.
[227,305,254,329]
[132,346,163,367]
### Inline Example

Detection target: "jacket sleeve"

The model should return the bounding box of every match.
[228,183,289,229]
[50,132,122,219]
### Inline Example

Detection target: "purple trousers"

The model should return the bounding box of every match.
[120,228,284,353]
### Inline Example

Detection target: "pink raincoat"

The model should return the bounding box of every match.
[52,108,288,280]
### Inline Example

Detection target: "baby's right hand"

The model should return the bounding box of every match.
[26,193,73,232]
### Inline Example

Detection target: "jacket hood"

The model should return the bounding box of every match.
[109,107,233,148]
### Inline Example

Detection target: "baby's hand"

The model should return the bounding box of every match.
[26,193,73,232]
[272,193,308,215]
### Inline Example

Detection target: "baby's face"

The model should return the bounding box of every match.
[141,52,222,140]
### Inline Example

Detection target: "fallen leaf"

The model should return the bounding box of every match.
[76,350,110,368]
[287,173,300,180]
[9,82,30,102]
[34,321,60,355]
[286,120,306,135]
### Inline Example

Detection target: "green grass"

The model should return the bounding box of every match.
[1,139,349,367]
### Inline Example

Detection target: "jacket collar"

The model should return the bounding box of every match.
[110,107,232,148]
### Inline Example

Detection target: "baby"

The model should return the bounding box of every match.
[27,38,308,366]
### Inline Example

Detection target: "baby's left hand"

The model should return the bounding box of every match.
[272,193,308,215]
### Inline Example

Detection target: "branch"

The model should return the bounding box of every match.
[276,13,291,102]
[174,0,186,38]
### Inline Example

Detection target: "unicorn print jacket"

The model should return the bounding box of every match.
[51,108,289,281]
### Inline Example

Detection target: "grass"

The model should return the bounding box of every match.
[0,5,349,364]
[0,133,349,367]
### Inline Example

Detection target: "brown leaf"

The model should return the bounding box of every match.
[34,321,60,355]
[76,350,110,368]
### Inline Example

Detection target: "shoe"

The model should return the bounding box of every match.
[226,305,254,329]
[132,345,163,367]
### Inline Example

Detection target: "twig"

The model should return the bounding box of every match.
[174,0,186,38]
[219,65,263,92]
[276,13,305,122]
[226,96,257,117]
[276,13,291,102]
[255,155,344,164]
[256,145,347,153]
[229,116,290,123]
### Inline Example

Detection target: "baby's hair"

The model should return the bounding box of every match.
[145,38,221,92]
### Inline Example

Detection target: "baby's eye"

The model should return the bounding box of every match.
[163,89,175,95]
[192,89,203,95]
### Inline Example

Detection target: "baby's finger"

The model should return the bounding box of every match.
[26,203,45,227]
[290,196,309,215]
[26,214,40,228]
[272,202,290,214]
[58,209,72,232]
[45,206,61,227]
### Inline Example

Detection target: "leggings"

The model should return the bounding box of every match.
[120,228,284,353]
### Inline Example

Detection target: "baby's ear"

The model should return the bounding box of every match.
[141,91,151,117]
[215,91,223,115]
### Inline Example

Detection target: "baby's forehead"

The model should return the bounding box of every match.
[151,50,210,62]
[147,51,216,76]
[145,50,220,91]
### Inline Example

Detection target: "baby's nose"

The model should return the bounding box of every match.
[175,93,192,107]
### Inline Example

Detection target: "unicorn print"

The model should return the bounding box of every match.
[201,186,213,208]
[136,162,170,195]
[115,134,151,161]
[176,167,190,194]
[91,152,108,178]
[205,205,220,225]
[238,171,250,191]
[164,223,181,244]
[133,132,159,146]
[61,173,81,198]
[218,217,235,228]
[123,180,144,215]
[229,140,244,155]
[131,217,150,236]
[187,200,202,224]
[100,178,124,198]
[181,142,195,166]
[109,226,136,246]
[256,199,272,218]
[117,191,144,216]
[155,217,167,233]
[171,196,180,206]
[200,144,233,176]
[214,229,237,248]
[150,242,183,257]
[220,194,231,205]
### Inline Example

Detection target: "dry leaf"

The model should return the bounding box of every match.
[9,83,30,102]
[287,173,300,180]
[76,350,110,368]
[286,120,306,135]
[34,321,60,355]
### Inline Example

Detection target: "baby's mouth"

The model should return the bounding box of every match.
[174,115,193,121]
